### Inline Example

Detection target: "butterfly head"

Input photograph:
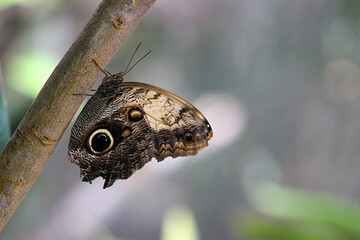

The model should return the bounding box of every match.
[101,72,125,84]
[95,42,151,86]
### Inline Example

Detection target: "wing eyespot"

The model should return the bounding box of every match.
[206,123,212,132]
[184,132,194,143]
[87,129,114,155]
[128,108,143,122]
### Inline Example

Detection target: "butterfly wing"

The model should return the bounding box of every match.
[69,81,213,188]
[69,89,155,188]
[120,82,213,161]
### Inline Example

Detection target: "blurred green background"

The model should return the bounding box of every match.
[2,1,360,240]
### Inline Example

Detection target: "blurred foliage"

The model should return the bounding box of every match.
[0,0,65,11]
[7,51,57,99]
[0,70,10,151]
[161,206,200,240]
[233,184,360,240]
[0,0,42,10]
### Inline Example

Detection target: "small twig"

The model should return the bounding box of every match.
[0,0,156,231]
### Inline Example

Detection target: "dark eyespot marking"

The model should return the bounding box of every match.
[184,132,194,143]
[128,109,143,122]
[205,122,213,139]
[87,129,114,155]
[206,123,212,132]
[92,133,110,152]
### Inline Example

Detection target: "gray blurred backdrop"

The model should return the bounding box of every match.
[1,1,360,240]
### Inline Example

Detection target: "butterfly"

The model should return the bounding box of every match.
[68,43,213,188]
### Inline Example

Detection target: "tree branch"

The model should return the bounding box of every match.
[0,0,156,231]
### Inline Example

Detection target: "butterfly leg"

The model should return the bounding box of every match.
[92,59,112,77]
[73,93,94,96]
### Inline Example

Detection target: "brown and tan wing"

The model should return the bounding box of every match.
[120,82,213,161]
[68,90,156,188]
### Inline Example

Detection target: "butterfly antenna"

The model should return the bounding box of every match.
[123,50,151,76]
[123,42,142,74]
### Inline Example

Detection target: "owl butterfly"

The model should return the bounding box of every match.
[68,43,213,188]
